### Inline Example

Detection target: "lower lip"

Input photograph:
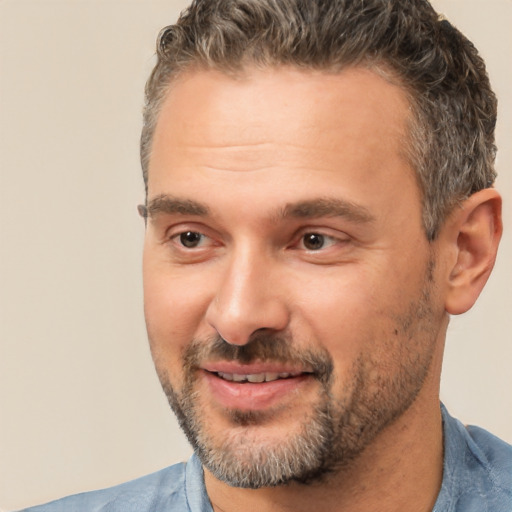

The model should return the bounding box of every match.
[201,370,313,411]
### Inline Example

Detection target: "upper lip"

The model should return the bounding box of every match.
[200,361,313,375]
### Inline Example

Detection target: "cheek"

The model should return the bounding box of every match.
[291,265,407,366]
[293,271,371,342]
[142,259,214,358]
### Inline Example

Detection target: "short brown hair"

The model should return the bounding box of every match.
[141,0,497,240]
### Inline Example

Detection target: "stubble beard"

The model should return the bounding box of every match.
[157,336,346,488]
[151,260,440,489]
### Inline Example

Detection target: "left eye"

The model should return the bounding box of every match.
[301,233,335,251]
[177,231,206,248]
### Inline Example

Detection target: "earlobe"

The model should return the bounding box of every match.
[444,189,502,315]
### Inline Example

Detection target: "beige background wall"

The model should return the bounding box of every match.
[0,0,510,509]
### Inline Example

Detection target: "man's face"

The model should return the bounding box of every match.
[143,67,446,487]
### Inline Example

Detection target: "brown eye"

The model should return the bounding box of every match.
[179,231,203,248]
[303,233,325,250]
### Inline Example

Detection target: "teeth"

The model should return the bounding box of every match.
[216,371,301,383]
[247,374,265,383]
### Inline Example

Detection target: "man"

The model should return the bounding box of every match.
[21,0,511,510]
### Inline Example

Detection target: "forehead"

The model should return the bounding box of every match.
[147,66,419,224]
[151,66,412,169]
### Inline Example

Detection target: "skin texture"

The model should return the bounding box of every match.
[142,67,502,512]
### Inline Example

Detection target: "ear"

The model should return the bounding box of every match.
[444,189,502,315]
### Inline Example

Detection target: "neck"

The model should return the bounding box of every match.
[204,378,444,512]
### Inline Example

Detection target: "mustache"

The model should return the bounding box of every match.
[184,332,334,385]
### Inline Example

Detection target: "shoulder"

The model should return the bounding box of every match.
[438,406,512,512]
[18,462,188,512]
[465,424,512,493]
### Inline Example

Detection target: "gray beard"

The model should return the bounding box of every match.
[157,337,433,488]
[160,338,344,488]
[153,260,438,488]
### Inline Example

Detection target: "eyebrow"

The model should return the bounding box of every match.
[142,194,210,219]
[277,198,375,224]
[140,194,374,225]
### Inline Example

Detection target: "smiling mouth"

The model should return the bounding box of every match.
[213,371,305,383]
[202,368,315,411]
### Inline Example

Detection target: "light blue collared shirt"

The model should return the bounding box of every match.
[433,405,512,511]
[20,405,512,511]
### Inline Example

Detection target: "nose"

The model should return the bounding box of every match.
[205,248,290,346]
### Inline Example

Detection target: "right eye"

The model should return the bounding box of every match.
[175,231,207,248]
[301,233,328,251]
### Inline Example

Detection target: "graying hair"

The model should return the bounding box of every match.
[141,0,497,240]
